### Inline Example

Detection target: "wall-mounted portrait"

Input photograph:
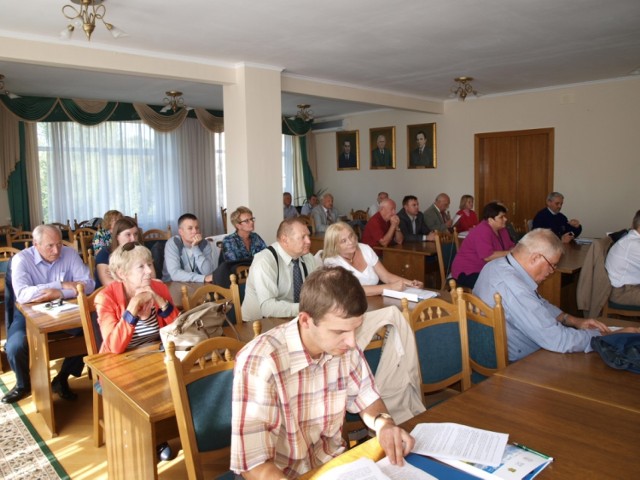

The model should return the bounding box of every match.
[369,126,396,169]
[336,130,360,170]
[407,123,437,169]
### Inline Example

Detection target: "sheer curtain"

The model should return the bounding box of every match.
[38,118,225,235]
[282,134,307,205]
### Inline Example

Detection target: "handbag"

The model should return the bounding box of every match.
[160,301,239,352]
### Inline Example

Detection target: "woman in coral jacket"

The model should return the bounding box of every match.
[95,242,179,354]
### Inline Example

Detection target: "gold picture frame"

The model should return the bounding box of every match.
[407,123,437,169]
[369,126,396,169]
[336,130,360,170]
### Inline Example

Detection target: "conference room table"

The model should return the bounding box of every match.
[18,301,86,438]
[379,242,438,287]
[537,241,589,313]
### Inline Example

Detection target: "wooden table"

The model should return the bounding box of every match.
[538,241,589,313]
[301,374,640,479]
[18,302,86,438]
[379,242,437,287]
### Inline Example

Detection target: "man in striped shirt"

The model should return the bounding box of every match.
[231,266,414,479]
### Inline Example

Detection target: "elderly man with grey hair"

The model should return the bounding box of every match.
[311,192,339,233]
[473,229,638,362]
[3,224,95,404]
[532,191,582,243]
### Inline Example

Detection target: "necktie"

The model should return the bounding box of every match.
[326,209,333,224]
[292,259,303,303]
[412,217,416,235]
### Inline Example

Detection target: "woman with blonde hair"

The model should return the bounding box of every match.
[321,222,422,296]
[455,195,478,232]
[92,209,123,254]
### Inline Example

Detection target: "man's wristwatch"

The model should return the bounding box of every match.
[374,412,394,429]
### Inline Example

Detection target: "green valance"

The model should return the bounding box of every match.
[282,116,313,136]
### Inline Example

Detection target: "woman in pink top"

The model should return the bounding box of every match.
[451,202,515,288]
[455,194,479,232]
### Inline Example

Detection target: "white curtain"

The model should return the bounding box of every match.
[282,134,307,205]
[38,118,225,235]
[292,136,307,203]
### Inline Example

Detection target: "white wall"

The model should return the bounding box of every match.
[313,77,640,237]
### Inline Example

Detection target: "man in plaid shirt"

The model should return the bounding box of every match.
[231,266,415,479]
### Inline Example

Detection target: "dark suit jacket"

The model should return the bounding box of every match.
[338,153,357,169]
[410,146,434,167]
[397,209,431,241]
[372,148,393,167]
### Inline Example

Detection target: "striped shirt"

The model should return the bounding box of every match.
[128,308,160,349]
[230,318,380,478]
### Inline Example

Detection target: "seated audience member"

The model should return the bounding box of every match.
[397,195,435,242]
[162,213,214,283]
[241,218,318,321]
[424,193,453,232]
[322,222,422,296]
[451,202,515,289]
[283,192,298,219]
[300,194,319,216]
[92,210,123,254]
[369,191,389,218]
[605,209,640,306]
[3,225,95,404]
[311,193,339,233]
[95,216,139,288]
[473,229,639,362]
[222,206,267,262]
[231,267,415,478]
[532,191,582,243]
[362,198,403,250]
[455,195,479,232]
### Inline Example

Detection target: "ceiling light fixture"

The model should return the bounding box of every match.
[295,104,314,121]
[60,0,127,41]
[450,76,479,101]
[162,91,187,113]
[0,74,20,99]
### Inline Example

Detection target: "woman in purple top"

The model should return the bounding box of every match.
[451,202,515,288]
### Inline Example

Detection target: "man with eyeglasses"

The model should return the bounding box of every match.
[162,213,214,283]
[473,229,639,362]
[3,224,95,404]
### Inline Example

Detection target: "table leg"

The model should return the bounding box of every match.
[25,323,57,438]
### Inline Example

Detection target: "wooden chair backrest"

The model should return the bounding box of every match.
[141,225,172,244]
[404,289,471,398]
[181,274,243,323]
[165,337,246,479]
[235,265,250,284]
[0,246,20,264]
[76,284,105,356]
[434,230,457,290]
[0,225,20,246]
[298,214,315,234]
[8,230,33,249]
[350,209,368,222]
[220,207,228,234]
[72,228,97,263]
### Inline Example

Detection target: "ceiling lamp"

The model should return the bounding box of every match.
[162,91,187,113]
[0,74,20,99]
[295,104,314,121]
[450,76,479,101]
[61,0,127,41]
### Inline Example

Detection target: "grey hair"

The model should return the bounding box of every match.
[546,192,564,202]
[514,228,564,258]
[33,224,62,244]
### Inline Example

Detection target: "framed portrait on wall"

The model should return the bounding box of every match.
[407,123,437,169]
[336,130,360,170]
[369,126,395,169]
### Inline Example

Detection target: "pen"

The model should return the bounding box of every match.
[513,442,551,459]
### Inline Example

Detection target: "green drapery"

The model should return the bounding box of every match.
[7,122,30,229]
[282,116,315,198]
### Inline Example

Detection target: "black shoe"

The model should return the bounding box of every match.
[51,376,78,401]
[2,385,31,404]
[156,442,175,462]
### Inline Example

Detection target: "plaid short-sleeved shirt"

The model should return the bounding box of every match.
[230,318,380,478]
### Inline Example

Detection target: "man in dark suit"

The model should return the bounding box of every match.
[410,130,434,168]
[371,134,393,167]
[397,195,435,242]
[338,140,357,169]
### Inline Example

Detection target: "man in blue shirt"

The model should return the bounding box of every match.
[3,225,95,404]
[473,229,638,362]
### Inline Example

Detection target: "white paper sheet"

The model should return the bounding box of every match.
[382,288,438,303]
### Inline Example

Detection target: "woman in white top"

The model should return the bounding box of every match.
[321,222,423,296]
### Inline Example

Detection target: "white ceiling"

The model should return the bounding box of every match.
[1,0,640,118]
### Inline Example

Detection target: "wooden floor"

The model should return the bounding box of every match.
[0,358,229,479]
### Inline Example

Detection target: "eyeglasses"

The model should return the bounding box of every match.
[45,299,64,309]
[122,241,142,251]
[238,217,256,224]
[540,254,557,272]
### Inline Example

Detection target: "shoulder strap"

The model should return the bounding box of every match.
[173,236,185,269]
[267,245,279,287]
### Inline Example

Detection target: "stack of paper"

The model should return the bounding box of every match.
[382,288,438,303]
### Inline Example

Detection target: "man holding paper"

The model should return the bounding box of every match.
[231,267,415,479]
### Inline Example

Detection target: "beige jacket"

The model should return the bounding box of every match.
[576,237,612,318]
[357,307,425,424]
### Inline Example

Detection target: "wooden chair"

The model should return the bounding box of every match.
[72,228,97,264]
[434,230,457,290]
[220,207,228,234]
[76,284,105,447]
[404,290,471,407]
[51,221,72,241]
[235,265,250,284]
[0,225,20,247]
[450,280,508,383]
[141,225,172,250]
[7,230,33,250]
[165,337,246,480]
[181,274,243,324]
[524,218,533,232]
[86,247,96,280]
[350,209,368,222]
[298,214,315,234]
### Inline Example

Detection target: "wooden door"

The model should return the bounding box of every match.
[474,128,554,230]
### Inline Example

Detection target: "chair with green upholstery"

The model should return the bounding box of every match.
[165,337,246,480]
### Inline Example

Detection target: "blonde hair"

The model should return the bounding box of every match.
[108,243,153,281]
[459,195,474,210]
[230,206,253,228]
[321,222,357,260]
